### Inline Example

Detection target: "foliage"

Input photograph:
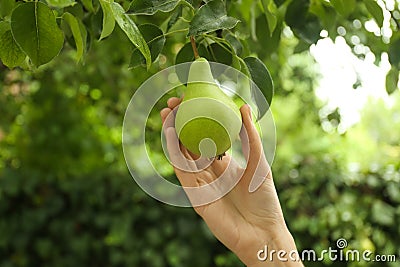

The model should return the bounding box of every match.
[0,169,232,267]
[1,0,399,112]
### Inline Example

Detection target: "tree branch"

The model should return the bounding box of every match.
[190,36,200,59]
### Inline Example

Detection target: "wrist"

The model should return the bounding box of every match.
[246,228,303,267]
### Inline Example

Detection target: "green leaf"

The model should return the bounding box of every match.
[80,0,95,12]
[188,0,240,36]
[261,0,278,36]
[99,0,116,40]
[285,0,322,44]
[207,42,232,66]
[330,0,355,17]
[65,4,84,18]
[0,30,26,68]
[387,182,400,202]
[186,0,202,7]
[225,33,243,56]
[63,12,87,62]
[206,41,235,77]
[110,2,151,69]
[129,0,182,15]
[293,39,310,54]
[311,4,337,38]
[285,0,308,27]
[249,15,282,58]
[175,42,195,64]
[388,38,400,68]
[0,21,10,36]
[10,2,64,67]
[130,24,165,68]
[386,67,399,95]
[0,0,17,18]
[167,5,182,31]
[371,200,395,226]
[46,0,76,8]
[364,0,383,27]
[273,0,285,7]
[243,57,274,120]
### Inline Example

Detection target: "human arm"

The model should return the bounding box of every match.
[160,97,303,266]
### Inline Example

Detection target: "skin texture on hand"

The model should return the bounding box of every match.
[160,97,303,267]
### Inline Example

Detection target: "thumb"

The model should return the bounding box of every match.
[239,104,262,169]
[239,104,270,192]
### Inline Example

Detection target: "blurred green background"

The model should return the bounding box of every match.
[1,2,400,267]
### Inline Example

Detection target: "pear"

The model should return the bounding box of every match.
[175,58,242,158]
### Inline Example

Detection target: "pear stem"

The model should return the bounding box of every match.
[190,36,200,59]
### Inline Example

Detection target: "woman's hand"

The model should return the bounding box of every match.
[160,97,303,266]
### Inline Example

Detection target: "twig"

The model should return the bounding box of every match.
[190,36,200,59]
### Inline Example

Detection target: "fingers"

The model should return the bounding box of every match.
[165,127,181,160]
[161,104,200,161]
[161,97,182,128]
[165,127,196,171]
[167,97,182,109]
[161,108,176,131]
[160,108,171,124]
[161,97,182,123]
[165,127,198,188]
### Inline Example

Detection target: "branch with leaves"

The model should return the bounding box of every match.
[0,0,399,99]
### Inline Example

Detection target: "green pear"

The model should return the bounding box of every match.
[175,58,242,158]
